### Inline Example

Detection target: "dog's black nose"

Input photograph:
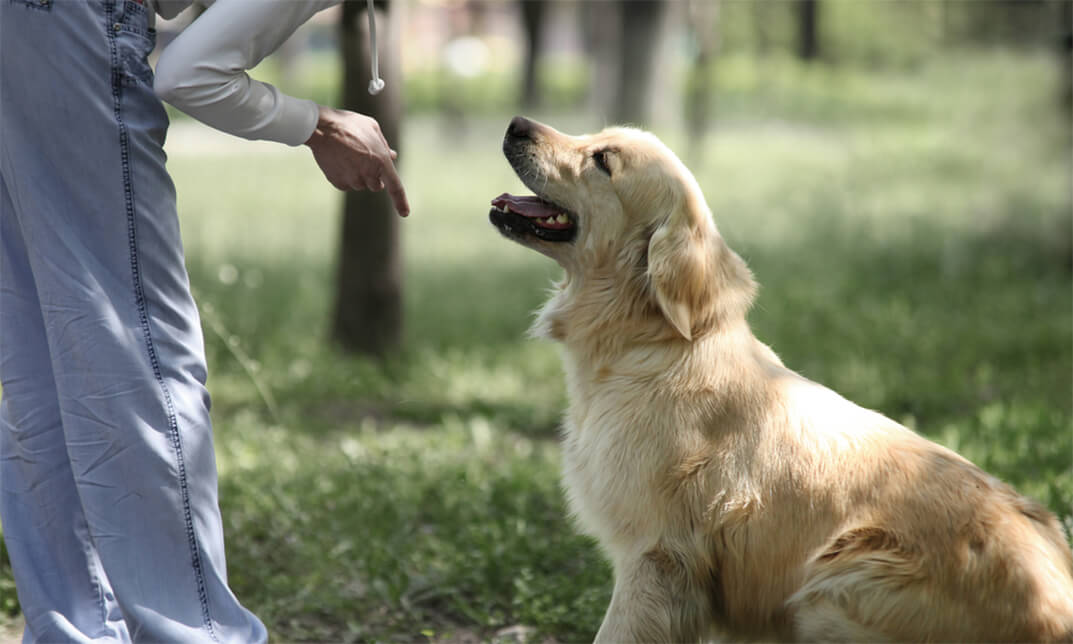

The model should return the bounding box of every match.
[506,116,535,141]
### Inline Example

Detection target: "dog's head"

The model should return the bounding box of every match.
[489,117,756,344]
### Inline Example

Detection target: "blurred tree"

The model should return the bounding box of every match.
[519,0,549,109]
[751,0,772,56]
[685,0,720,162]
[333,0,403,355]
[581,0,668,125]
[1060,0,1071,108]
[581,1,620,119]
[275,29,307,93]
[797,0,820,61]
[614,0,668,125]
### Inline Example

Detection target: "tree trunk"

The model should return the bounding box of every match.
[519,0,548,109]
[797,0,820,61]
[333,0,403,356]
[275,28,306,93]
[751,1,770,56]
[1061,0,1072,108]
[581,0,620,122]
[614,0,667,126]
[685,0,720,163]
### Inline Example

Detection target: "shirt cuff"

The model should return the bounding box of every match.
[274,96,320,147]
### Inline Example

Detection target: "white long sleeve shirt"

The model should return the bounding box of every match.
[152,0,341,146]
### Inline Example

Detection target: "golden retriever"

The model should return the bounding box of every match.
[488,116,1073,642]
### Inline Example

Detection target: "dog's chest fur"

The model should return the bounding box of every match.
[556,347,706,554]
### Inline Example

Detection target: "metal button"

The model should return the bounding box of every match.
[38,0,49,5]
[114,23,122,32]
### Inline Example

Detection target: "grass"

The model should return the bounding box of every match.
[1,50,1071,642]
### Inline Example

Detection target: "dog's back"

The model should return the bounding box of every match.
[774,376,1073,641]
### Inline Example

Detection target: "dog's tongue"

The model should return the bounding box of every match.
[492,193,561,218]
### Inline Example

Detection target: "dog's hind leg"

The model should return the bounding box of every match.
[785,537,932,643]
[594,547,710,644]
[789,595,895,643]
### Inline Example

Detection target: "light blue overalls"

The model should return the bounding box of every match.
[0,0,266,641]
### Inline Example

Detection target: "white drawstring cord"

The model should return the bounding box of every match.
[366,0,385,95]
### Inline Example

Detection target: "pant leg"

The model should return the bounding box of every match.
[0,1,265,642]
[1,174,129,644]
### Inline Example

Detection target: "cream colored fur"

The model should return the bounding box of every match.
[494,118,1073,643]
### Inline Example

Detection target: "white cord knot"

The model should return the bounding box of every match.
[366,0,384,95]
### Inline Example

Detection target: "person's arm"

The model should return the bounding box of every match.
[155,0,409,215]
[305,106,409,216]
[154,0,338,145]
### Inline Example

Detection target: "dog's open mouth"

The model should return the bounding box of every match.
[489,193,577,243]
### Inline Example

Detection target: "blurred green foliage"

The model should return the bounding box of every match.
[718,0,1065,63]
[221,0,1069,119]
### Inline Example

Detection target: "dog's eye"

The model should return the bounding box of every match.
[592,150,612,177]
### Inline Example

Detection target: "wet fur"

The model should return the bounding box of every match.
[495,118,1073,642]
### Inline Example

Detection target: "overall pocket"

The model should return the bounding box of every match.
[9,0,53,11]
[111,0,156,86]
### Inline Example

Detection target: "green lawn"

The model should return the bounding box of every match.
[1,51,1071,642]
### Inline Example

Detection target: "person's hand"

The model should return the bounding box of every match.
[305,106,410,217]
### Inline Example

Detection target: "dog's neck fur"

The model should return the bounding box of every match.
[529,245,786,444]
[531,231,764,367]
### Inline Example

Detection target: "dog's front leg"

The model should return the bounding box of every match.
[594,548,705,643]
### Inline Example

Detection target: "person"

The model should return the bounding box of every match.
[0,0,406,641]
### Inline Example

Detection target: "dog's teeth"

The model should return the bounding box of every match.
[545,217,555,224]
[556,214,568,224]
[503,205,512,213]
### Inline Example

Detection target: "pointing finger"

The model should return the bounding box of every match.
[379,160,410,217]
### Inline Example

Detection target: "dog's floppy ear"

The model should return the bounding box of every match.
[646,191,716,341]
[647,188,755,341]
